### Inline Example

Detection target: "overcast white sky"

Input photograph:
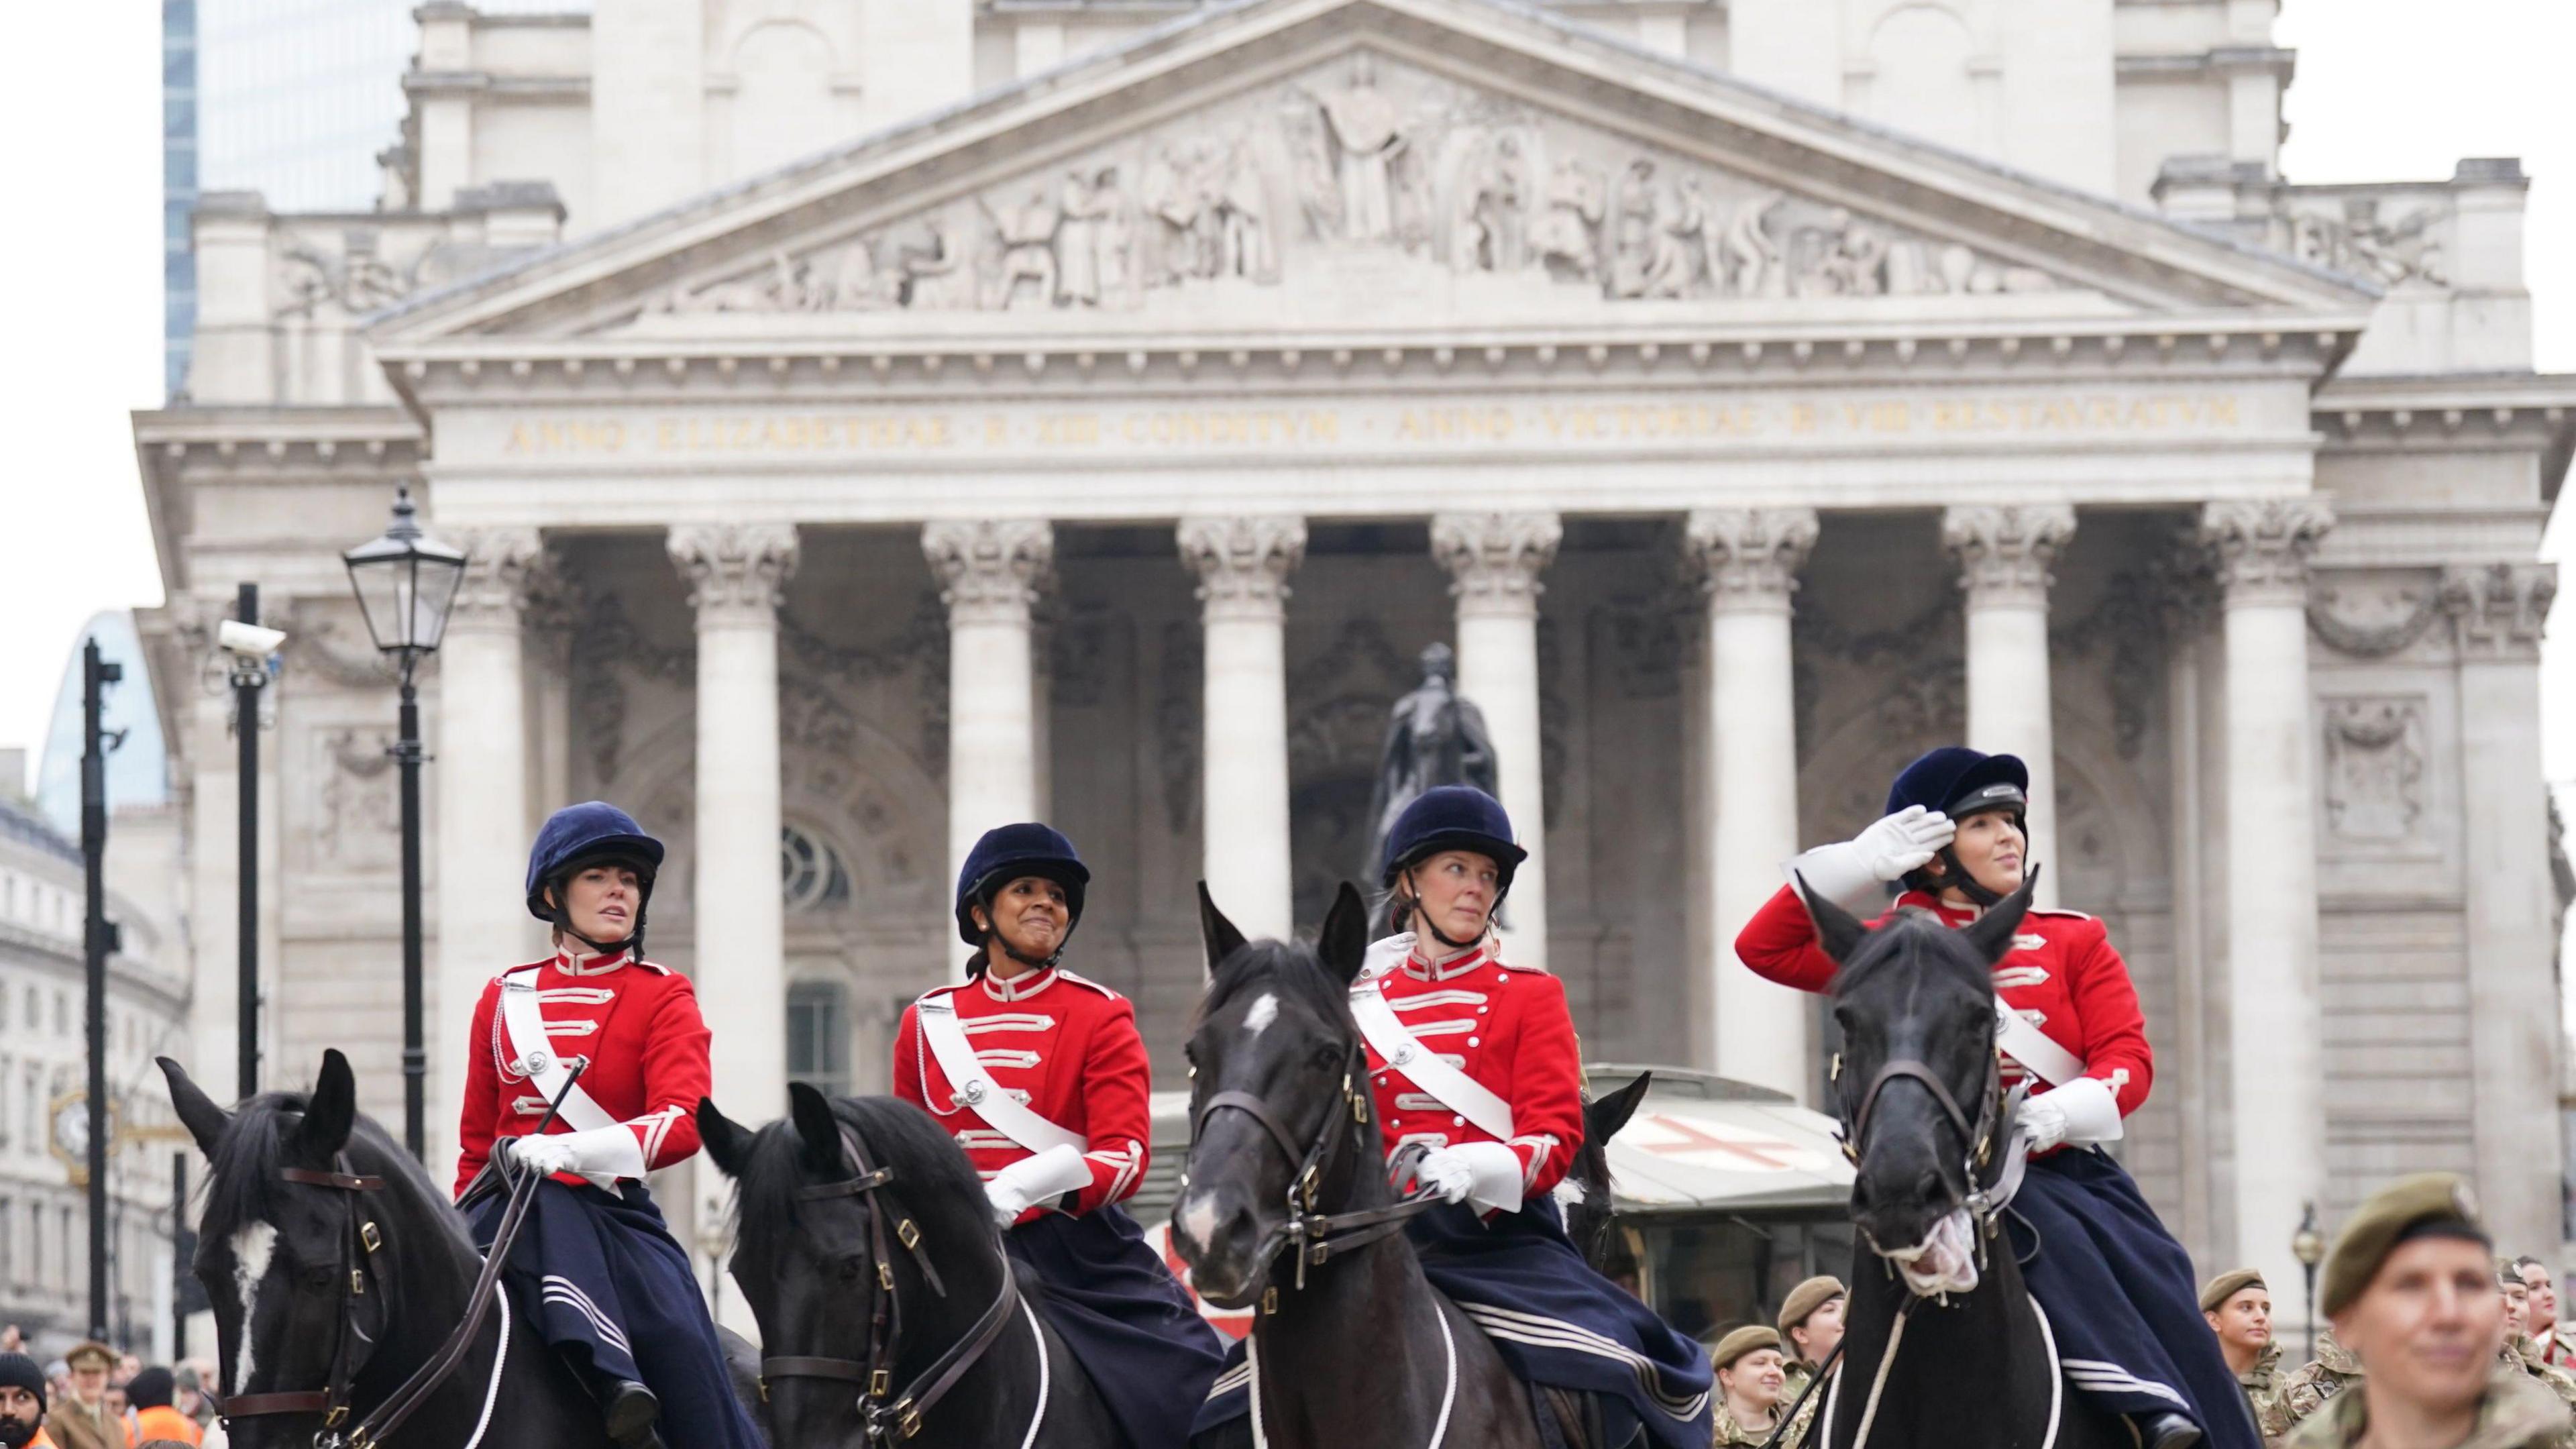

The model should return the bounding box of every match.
[0,1,2569,791]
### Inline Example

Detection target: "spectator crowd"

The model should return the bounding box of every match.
[0,1327,217,1449]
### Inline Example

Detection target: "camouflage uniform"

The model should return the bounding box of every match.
[1712,1371,1825,1448]
[2510,1337,2576,1424]
[2259,1328,2363,1442]
[1713,1402,1776,1447]
[2282,1368,2570,1449]
[2237,1340,2282,1435]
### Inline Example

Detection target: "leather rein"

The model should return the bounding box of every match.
[1831,1017,2031,1233]
[756,1123,1022,1443]
[1191,1038,1444,1315]
[218,1067,589,1449]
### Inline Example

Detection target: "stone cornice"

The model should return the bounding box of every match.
[1177,515,1307,623]
[667,523,799,625]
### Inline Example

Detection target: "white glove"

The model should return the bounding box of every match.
[503,1134,580,1177]
[1786,806,1955,912]
[1414,1141,1526,1214]
[2012,1077,2123,1152]
[983,1144,1093,1229]
[506,1124,646,1181]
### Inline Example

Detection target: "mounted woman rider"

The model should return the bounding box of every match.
[453,802,762,1449]
[892,822,1225,1449]
[1202,785,1712,1449]
[1734,746,2260,1449]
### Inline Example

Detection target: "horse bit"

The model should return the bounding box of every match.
[1831,1032,2031,1240]
[1191,1037,1444,1314]
[757,1123,1024,1442]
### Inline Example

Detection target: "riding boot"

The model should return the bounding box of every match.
[2137,1411,2201,1449]
[601,1379,665,1449]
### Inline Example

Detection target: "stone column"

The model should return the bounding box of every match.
[1178,517,1306,938]
[1432,513,1561,969]
[667,525,798,1125]
[433,528,543,1187]
[2198,497,2331,1320]
[1685,508,1820,1099]
[521,549,581,830]
[2444,561,2562,1256]
[924,520,1054,947]
[1943,505,2076,908]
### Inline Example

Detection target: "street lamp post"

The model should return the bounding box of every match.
[343,484,468,1161]
[2292,1200,2326,1364]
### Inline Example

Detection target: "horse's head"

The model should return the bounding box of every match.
[699,1084,985,1445]
[1172,880,1375,1309]
[162,1049,421,1449]
[1561,1072,1652,1270]
[1805,869,2035,1269]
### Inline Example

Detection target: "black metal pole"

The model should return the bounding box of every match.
[235,582,261,1101]
[172,1152,189,1360]
[82,637,120,1342]
[396,666,427,1159]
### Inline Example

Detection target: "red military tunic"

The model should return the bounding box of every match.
[453,943,712,1198]
[892,965,1151,1222]
[1734,884,2154,1116]
[1358,936,1587,1201]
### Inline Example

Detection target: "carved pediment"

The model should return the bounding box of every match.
[621,52,2065,332]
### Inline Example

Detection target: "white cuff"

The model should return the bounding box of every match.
[555,1122,648,1180]
[992,1143,1093,1206]
[2035,1077,2123,1146]
[1786,843,1884,914]
[1450,1140,1527,1214]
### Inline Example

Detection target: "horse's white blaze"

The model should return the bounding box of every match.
[1243,992,1279,1038]
[1553,1177,1587,1208]
[1177,1191,1222,1254]
[229,1221,278,1389]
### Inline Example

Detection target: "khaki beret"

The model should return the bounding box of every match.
[2320,1172,2485,1319]
[64,1340,115,1371]
[1712,1326,1785,1373]
[2198,1269,2267,1313]
[1778,1276,1848,1338]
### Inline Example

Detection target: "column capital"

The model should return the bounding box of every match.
[447,527,547,631]
[521,544,584,669]
[2443,561,2557,661]
[1942,504,2076,608]
[668,523,799,625]
[2198,498,2334,606]
[924,519,1054,627]
[1432,511,1562,617]
[1683,508,1819,613]
[1178,515,1307,623]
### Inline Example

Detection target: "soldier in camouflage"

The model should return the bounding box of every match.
[1712,1327,1804,1447]
[2203,1269,2283,1434]
[1774,1274,1845,1445]
[2500,1260,2576,1422]
[2262,1326,2363,1442]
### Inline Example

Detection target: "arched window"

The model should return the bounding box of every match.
[780,824,852,913]
[786,979,851,1098]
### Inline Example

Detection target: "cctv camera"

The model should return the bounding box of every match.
[217,620,287,659]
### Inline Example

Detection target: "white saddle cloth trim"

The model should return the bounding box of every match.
[1992,1000,2086,1088]
[1351,970,1514,1144]
[497,975,629,1189]
[917,996,1087,1156]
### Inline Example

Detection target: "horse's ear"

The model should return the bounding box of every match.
[294,1049,358,1159]
[1319,881,1370,985]
[1586,1071,1653,1146]
[1197,881,1248,975]
[1961,865,2039,965]
[788,1081,841,1167]
[698,1097,750,1180]
[159,1057,232,1159]
[1794,871,1868,965]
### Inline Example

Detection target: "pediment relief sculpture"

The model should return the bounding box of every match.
[635,51,2057,326]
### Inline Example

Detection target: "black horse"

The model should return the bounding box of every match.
[696,1085,1122,1449]
[160,1049,613,1449]
[1801,871,2123,1449]
[1177,883,1546,1449]
[1561,1073,1653,1275]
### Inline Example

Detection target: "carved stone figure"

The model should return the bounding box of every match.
[1458,133,1530,273]
[1216,138,1275,280]
[1362,643,1501,880]
[2290,200,2448,288]
[1091,164,1136,302]
[1721,191,1784,297]
[1609,160,1660,298]
[1822,211,1890,296]
[1057,170,1106,307]
[983,190,1062,309]
[1283,111,1345,242]
[1531,158,1605,282]
[1316,54,1409,244]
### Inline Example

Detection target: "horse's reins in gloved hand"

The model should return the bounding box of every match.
[330,1062,590,1449]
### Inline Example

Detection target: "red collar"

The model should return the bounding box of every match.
[979,965,1059,1002]
[553,945,632,977]
[1892,890,1980,926]
[1404,938,1497,981]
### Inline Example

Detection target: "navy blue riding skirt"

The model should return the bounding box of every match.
[468,1177,764,1449]
[1196,1197,1713,1449]
[2010,1149,2261,1449]
[1010,1204,1227,1449]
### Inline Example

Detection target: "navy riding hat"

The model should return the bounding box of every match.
[1886,747,2029,906]
[1379,785,1529,892]
[525,802,665,954]
[956,823,1091,964]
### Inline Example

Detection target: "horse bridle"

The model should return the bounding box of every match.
[216,1157,389,1436]
[1191,1037,1444,1314]
[1831,1020,2030,1228]
[756,1123,1020,1443]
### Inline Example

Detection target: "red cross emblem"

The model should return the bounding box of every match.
[1631,1114,1813,1173]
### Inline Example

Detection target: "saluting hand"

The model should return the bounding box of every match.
[1852,805,1955,880]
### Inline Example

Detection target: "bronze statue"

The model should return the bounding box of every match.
[1364,643,1501,879]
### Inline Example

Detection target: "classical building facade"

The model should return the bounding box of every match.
[133,0,2575,1319]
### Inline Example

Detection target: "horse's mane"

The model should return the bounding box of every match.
[1194,938,1357,1036]
[732,1095,989,1250]
[1831,906,1993,999]
[199,1090,461,1246]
